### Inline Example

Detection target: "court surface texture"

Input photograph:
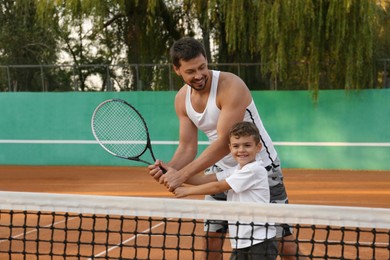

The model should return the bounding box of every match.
[0,166,389,259]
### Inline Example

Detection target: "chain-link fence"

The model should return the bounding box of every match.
[1,60,389,92]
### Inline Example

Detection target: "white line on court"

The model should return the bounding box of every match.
[89,219,170,259]
[1,140,390,147]
[0,217,76,244]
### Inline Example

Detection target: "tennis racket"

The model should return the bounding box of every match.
[91,98,164,170]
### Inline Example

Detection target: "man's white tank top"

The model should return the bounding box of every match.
[185,70,278,170]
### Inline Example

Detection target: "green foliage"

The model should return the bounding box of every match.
[0,0,388,95]
[217,0,378,96]
[33,0,185,91]
[0,0,61,91]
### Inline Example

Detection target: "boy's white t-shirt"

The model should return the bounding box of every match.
[216,161,276,249]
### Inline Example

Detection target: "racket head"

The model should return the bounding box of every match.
[91,99,155,164]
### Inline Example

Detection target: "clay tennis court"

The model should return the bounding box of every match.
[1,166,389,259]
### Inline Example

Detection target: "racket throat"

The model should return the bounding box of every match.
[127,156,152,165]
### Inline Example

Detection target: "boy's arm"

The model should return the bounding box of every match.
[185,172,218,185]
[174,180,230,198]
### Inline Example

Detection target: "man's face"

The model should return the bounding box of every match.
[173,54,209,91]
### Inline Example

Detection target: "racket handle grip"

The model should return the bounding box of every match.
[160,166,167,174]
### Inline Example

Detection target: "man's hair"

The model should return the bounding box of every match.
[229,122,261,144]
[170,37,207,68]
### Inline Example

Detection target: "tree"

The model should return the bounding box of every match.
[0,0,61,91]
[1,0,386,95]
[214,0,378,97]
[375,0,390,88]
[35,0,185,91]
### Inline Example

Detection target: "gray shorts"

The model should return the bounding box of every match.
[204,161,293,238]
[267,159,293,238]
[270,183,293,238]
[204,164,229,233]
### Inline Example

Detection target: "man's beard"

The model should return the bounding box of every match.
[185,76,208,91]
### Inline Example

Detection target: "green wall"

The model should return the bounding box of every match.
[0,90,389,170]
[252,90,390,170]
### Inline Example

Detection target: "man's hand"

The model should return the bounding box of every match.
[163,166,188,192]
[148,161,188,191]
[148,160,165,183]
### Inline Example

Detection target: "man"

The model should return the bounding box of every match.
[149,37,299,259]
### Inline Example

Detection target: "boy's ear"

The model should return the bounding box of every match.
[257,142,262,152]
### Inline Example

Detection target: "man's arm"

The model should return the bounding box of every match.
[165,73,252,190]
[167,91,199,170]
[148,87,198,181]
[174,180,230,198]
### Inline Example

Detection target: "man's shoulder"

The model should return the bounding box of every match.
[175,85,187,99]
[218,71,242,83]
[217,71,248,93]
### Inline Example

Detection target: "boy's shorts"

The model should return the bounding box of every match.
[230,239,278,260]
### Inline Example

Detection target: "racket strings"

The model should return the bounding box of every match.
[93,101,148,158]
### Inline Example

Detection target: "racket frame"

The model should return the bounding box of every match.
[91,98,157,165]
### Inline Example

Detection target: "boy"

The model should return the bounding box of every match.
[173,122,278,260]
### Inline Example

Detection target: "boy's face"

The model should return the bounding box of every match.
[173,54,209,91]
[229,135,261,168]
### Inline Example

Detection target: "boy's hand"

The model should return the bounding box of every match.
[173,186,188,198]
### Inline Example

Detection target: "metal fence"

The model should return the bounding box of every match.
[379,59,390,89]
[1,60,389,92]
[0,64,175,92]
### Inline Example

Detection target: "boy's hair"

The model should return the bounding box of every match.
[229,122,261,144]
[170,37,207,68]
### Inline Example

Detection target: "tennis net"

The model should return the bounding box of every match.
[0,191,389,259]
